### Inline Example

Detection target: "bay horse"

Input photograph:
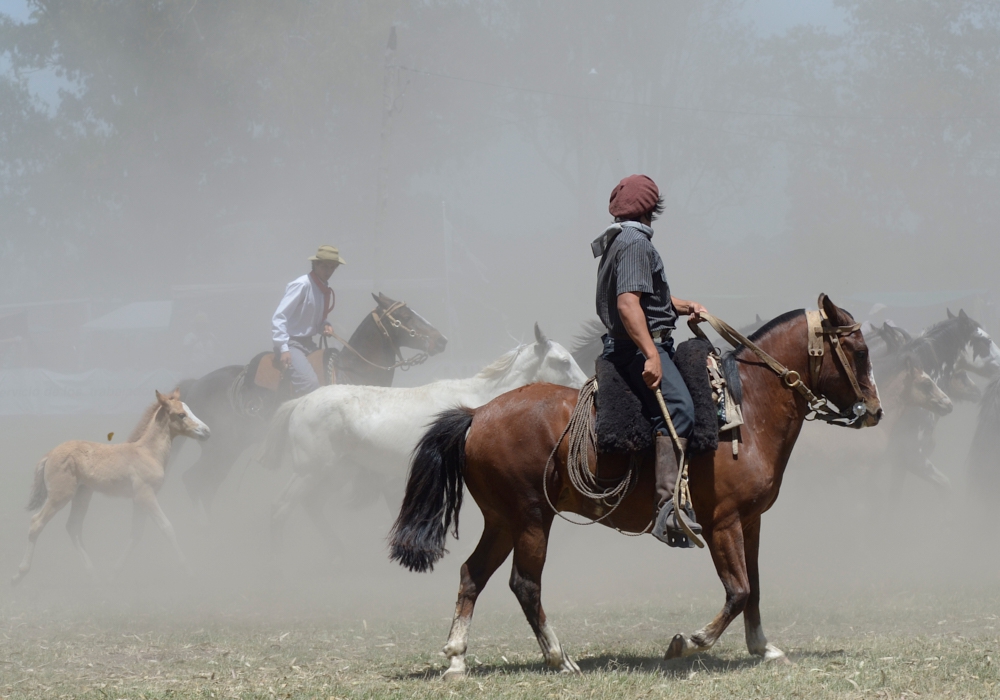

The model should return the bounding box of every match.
[12,389,211,586]
[389,295,882,676]
[178,292,447,514]
[261,324,587,559]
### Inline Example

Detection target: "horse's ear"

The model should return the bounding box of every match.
[534,323,550,347]
[155,390,167,404]
[947,308,956,319]
[169,388,181,400]
[903,354,919,375]
[372,292,386,307]
[959,308,969,321]
[819,293,847,325]
[755,314,763,323]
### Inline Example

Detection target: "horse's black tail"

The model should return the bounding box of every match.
[389,407,475,573]
[27,457,47,511]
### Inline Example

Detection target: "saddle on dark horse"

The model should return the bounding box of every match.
[248,346,338,393]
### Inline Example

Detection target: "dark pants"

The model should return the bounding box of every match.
[601,335,694,439]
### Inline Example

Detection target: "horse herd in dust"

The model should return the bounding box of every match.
[11,304,1000,589]
[7,302,1000,674]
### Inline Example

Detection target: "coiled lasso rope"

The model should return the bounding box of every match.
[542,377,650,535]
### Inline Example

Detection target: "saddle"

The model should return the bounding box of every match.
[250,348,338,392]
[593,338,743,456]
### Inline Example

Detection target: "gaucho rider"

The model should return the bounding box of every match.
[272,245,345,397]
[594,175,708,548]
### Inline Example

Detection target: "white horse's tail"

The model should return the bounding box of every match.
[27,457,48,511]
[257,399,301,470]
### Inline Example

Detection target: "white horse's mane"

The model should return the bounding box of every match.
[475,344,528,381]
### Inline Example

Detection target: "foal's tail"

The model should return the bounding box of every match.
[389,407,475,573]
[257,398,301,470]
[27,457,47,511]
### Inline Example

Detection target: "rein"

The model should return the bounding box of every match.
[328,301,430,372]
[689,296,869,427]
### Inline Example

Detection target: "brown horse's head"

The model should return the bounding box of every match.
[896,355,954,415]
[373,292,449,356]
[156,389,211,441]
[817,294,883,428]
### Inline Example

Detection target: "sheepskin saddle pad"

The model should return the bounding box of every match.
[672,338,720,454]
[594,356,654,454]
[592,337,724,456]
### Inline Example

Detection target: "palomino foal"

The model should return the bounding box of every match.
[12,389,210,585]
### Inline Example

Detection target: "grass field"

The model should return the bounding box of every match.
[2,586,998,699]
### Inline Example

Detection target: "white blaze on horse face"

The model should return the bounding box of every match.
[181,402,211,440]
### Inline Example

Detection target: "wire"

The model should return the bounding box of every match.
[398,65,1000,121]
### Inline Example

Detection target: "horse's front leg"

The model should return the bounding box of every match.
[665,519,749,659]
[742,518,788,662]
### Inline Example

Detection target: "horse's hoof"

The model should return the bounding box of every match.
[664,634,688,660]
[559,656,582,674]
[763,646,791,664]
[442,657,466,680]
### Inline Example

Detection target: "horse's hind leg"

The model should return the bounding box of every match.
[442,521,513,679]
[509,522,580,673]
[65,487,99,584]
[741,519,787,662]
[666,522,749,660]
[12,484,74,586]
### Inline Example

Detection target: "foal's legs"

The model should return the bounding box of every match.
[442,520,513,678]
[65,487,99,583]
[666,521,749,659]
[114,502,147,573]
[12,477,75,586]
[508,521,580,673]
[134,487,191,575]
[741,519,787,661]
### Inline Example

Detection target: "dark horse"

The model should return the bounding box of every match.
[179,292,447,513]
[389,295,881,676]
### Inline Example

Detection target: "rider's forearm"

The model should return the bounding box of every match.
[617,292,657,359]
[671,296,695,315]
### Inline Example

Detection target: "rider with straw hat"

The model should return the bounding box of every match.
[271,245,345,397]
[593,175,708,548]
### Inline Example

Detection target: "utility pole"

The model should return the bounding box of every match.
[374,26,402,290]
[442,201,460,351]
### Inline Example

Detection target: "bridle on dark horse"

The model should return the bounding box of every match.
[690,294,873,428]
[329,301,431,372]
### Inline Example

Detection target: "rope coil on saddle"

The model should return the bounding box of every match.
[542,378,650,535]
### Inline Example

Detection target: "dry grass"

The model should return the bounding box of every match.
[1,587,998,699]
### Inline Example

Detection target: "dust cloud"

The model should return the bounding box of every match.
[1,0,998,640]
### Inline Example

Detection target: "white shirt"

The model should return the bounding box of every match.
[272,274,332,353]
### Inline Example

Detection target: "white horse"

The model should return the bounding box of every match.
[261,324,588,554]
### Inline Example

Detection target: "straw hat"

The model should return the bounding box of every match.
[309,245,346,265]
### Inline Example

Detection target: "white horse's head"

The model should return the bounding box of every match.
[528,323,589,389]
[487,325,587,390]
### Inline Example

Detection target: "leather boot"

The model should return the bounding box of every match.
[651,435,701,548]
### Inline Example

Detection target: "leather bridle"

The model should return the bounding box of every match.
[690,294,875,428]
[329,301,432,372]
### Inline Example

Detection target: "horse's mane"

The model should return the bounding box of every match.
[127,399,164,442]
[476,345,527,381]
[572,319,605,354]
[746,309,806,343]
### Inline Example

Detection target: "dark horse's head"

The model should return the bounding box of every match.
[815,294,883,428]
[373,292,448,356]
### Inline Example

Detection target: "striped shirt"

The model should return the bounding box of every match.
[595,222,677,339]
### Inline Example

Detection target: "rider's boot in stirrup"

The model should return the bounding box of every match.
[651,435,701,548]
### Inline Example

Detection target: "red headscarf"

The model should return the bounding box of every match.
[608,174,659,220]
